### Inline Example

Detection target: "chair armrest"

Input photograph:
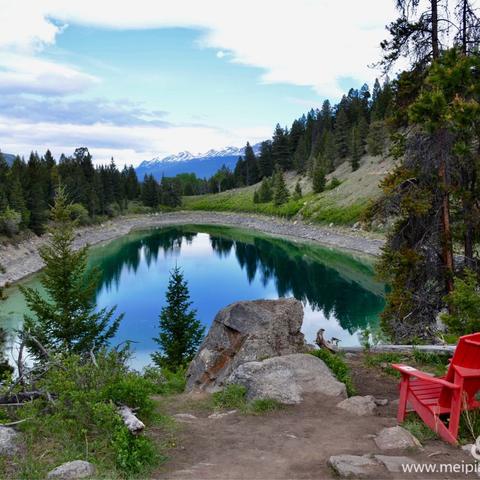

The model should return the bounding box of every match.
[392,364,460,389]
[453,365,480,378]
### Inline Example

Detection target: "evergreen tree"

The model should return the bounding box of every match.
[244,142,259,185]
[272,167,289,206]
[141,174,159,207]
[334,108,350,159]
[151,266,204,369]
[271,124,291,170]
[350,126,362,171]
[312,161,326,193]
[20,187,123,359]
[293,181,302,200]
[258,140,274,178]
[257,177,273,203]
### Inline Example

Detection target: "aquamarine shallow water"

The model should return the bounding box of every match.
[1,225,385,369]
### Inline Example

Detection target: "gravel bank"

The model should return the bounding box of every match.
[0,211,384,288]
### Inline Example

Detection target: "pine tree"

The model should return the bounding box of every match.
[334,108,350,159]
[151,266,204,369]
[258,140,274,178]
[20,187,123,359]
[244,142,259,185]
[350,126,362,171]
[293,181,302,200]
[273,168,289,206]
[257,177,273,203]
[312,161,326,193]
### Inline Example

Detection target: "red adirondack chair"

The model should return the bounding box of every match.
[392,332,480,444]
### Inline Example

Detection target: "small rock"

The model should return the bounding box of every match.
[375,426,421,450]
[208,410,237,419]
[374,398,389,406]
[375,455,419,473]
[0,426,20,456]
[328,454,381,478]
[47,460,96,479]
[173,413,198,421]
[336,395,378,416]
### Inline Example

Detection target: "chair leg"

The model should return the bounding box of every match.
[449,381,464,442]
[397,377,409,423]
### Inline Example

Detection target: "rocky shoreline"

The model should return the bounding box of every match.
[0,211,384,288]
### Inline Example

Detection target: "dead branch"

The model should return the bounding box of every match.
[117,405,145,434]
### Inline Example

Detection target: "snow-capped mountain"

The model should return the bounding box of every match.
[136,143,261,180]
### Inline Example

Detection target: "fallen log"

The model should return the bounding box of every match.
[117,406,145,434]
[339,344,455,354]
[0,391,46,404]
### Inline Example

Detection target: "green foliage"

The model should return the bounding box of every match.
[310,349,356,396]
[272,168,290,206]
[292,181,302,200]
[212,384,247,409]
[10,350,161,478]
[244,398,283,415]
[143,366,186,395]
[325,177,341,190]
[312,162,326,193]
[366,120,388,156]
[20,188,123,359]
[69,203,90,225]
[0,206,21,236]
[442,269,480,336]
[151,266,204,370]
[257,177,274,203]
[402,413,439,442]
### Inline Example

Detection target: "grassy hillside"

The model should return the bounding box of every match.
[183,154,394,226]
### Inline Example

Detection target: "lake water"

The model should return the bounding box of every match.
[0,225,386,369]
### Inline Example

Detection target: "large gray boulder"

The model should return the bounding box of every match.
[336,395,378,416]
[374,426,422,451]
[47,460,96,479]
[186,299,307,391]
[328,455,382,478]
[228,353,347,404]
[0,426,19,456]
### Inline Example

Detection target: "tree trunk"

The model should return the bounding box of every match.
[431,0,440,59]
[462,0,468,54]
[439,158,454,293]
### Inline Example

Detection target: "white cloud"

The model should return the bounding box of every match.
[0,114,271,167]
[1,0,397,97]
[0,53,99,95]
[216,50,225,59]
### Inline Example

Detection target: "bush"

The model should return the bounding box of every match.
[143,366,186,395]
[69,203,90,225]
[8,350,161,478]
[310,349,356,396]
[442,269,480,336]
[212,384,247,409]
[0,207,21,236]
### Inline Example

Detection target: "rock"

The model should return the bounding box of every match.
[47,460,96,479]
[208,410,237,419]
[374,426,422,450]
[328,454,381,478]
[373,398,389,406]
[375,455,418,473]
[0,426,19,456]
[173,413,198,421]
[228,353,347,404]
[336,395,378,416]
[186,299,307,391]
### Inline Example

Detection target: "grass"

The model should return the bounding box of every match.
[301,199,369,225]
[363,350,450,378]
[310,349,356,396]
[183,189,309,219]
[211,384,283,415]
[402,413,439,442]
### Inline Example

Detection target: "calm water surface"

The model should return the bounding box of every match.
[1,225,386,369]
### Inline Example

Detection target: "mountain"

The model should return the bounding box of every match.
[136,143,262,180]
[1,153,16,165]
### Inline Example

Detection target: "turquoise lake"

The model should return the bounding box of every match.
[0,225,386,369]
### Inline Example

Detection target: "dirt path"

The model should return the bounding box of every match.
[0,211,384,288]
[151,355,473,480]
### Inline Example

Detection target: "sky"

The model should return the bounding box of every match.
[0,0,397,167]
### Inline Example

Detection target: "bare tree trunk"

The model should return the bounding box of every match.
[431,0,440,59]
[439,158,454,293]
[462,0,468,54]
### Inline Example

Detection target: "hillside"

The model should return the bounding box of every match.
[183,153,394,226]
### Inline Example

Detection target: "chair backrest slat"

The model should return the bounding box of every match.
[439,333,480,408]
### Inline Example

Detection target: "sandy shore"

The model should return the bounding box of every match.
[0,211,385,288]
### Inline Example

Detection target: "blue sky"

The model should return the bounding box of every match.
[0,0,397,166]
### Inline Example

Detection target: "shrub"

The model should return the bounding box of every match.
[212,384,247,409]
[442,269,480,335]
[310,349,356,396]
[69,203,90,225]
[9,350,161,477]
[0,207,21,236]
[143,366,186,395]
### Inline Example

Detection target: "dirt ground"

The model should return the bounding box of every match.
[151,354,476,480]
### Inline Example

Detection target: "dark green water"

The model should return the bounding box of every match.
[1,225,385,369]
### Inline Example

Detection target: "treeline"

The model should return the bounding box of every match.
[0,147,182,237]
[200,78,394,196]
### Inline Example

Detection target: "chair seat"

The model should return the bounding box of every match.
[409,379,451,414]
